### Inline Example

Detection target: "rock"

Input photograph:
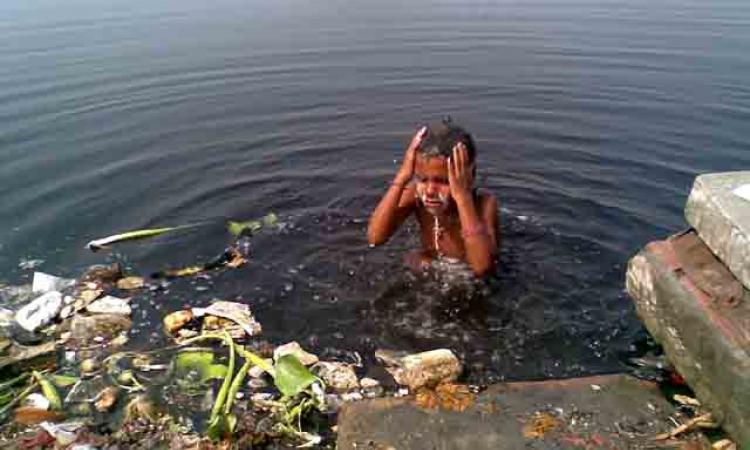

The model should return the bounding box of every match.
[40,421,85,446]
[74,288,104,309]
[14,291,63,332]
[0,284,33,306]
[374,349,409,367]
[32,272,75,294]
[202,300,262,337]
[0,308,14,328]
[378,349,462,390]
[248,378,268,390]
[70,314,132,343]
[341,391,363,402]
[248,359,273,378]
[80,263,123,284]
[124,394,158,422]
[80,358,99,376]
[86,296,131,316]
[0,338,11,353]
[94,386,119,412]
[274,341,318,366]
[361,377,384,398]
[0,341,57,371]
[116,276,145,290]
[163,310,193,335]
[59,305,75,320]
[312,362,359,392]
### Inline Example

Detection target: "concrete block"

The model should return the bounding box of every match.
[336,374,702,449]
[626,231,750,446]
[685,171,750,291]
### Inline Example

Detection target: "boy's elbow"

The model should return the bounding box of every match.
[470,258,495,278]
[367,228,386,246]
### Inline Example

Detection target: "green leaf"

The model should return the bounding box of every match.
[262,212,278,227]
[0,390,15,406]
[204,364,228,381]
[227,220,262,237]
[174,351,227,383]
[51,374,78,387]
[273,355,318,397]
[32,371,62,410]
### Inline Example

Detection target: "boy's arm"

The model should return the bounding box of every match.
[367,184,416,246]
[449,143,498,277]
[454,193,498,277]
[367,126,426,246]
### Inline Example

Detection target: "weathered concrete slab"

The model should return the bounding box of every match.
[626,231,750,446]
[685,171,750,291]
[337,374,704,449]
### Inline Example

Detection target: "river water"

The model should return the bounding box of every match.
[1,0,749,382]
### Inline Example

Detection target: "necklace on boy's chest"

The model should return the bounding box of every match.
[432,216,450,256]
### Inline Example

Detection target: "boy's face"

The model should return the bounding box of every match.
[414,154,452,215]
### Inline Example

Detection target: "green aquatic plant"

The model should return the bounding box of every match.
[227,212,279,237]
[177,331,326,443]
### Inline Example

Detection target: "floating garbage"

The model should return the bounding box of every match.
[163,300,262,342]
[152,245,247,279]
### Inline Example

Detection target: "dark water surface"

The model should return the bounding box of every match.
[2,0,750,382]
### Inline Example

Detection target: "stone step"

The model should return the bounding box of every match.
[685,171,750,291]
[336,374,707,449]
[626,230,750,446]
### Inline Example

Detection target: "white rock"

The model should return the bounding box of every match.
[274,341,318,366]
[360,377,384,398]
[380,348,462,390]
[360,377,380,389]
[341,391,363,402]
[32,272,75,294]
[86,296,131,316]
[14,291,63,332]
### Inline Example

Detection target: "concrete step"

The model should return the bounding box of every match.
[685,171,750,291]
[336,374,708,449]
[626,230,750,446]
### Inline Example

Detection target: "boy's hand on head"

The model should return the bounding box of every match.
[448,142,474,200]
[394,126,427,185]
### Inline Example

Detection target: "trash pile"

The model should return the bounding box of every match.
[0,214,468,448]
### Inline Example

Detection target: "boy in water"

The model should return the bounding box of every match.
[367,120,499,277]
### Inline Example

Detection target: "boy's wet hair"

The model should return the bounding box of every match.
[418,118,476,163]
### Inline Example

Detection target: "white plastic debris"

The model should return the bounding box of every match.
[23,393,50,410]
[732,184,750,202]
[32,272,75,294]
